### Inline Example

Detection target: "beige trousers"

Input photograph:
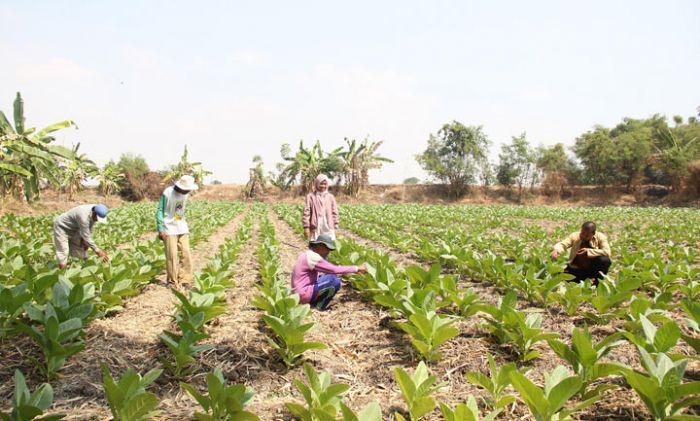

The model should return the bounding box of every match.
[165,234,192,284]
[53,224,88,265]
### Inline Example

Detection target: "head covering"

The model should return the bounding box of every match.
[309,233,336,250]
[175,175,199,191]
[314,173,329,194]
[93,204,109,223]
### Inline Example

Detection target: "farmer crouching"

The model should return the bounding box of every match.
[551,221,611,285]
[291,234,366,310]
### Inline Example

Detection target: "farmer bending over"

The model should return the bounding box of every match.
[53,204,109,269]
[291,234,366,310]
[551,221,611,285]
[157,175,197,286]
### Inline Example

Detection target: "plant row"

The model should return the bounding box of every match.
[253,204,326,366]
[161,206,255,378]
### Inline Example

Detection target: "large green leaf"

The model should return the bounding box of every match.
[0,162,32,177]
[34,120,77,140]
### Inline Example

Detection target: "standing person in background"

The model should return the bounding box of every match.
[156,175,198,286]
[551,221,611,285]
[303,173,339,241]
[53,204,110,269]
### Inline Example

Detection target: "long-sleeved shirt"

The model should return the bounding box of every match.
[291,250,358,304]
[156,186,189,235]
[303,192,339,231]
[553,232,611,268]
[54,204,100,251]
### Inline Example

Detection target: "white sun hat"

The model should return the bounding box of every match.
[175,175,199,191]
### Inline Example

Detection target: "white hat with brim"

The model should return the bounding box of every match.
[175,175,199,191]
[309,234,336,250]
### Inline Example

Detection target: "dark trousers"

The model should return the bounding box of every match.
[565,256,611,285]
[310,274,341,310]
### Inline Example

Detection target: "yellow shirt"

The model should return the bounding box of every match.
[553,232,611,267]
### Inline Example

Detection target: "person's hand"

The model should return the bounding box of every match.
[158,231,168,242]
[303,228,310,239]
[550,250,559,261]
[357,264,367,274]
[97,249,109,263]
[577,248,589,255]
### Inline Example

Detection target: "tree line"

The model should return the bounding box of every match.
[416,111,700,199]
[0,92,210,203]
[3,91,698,202]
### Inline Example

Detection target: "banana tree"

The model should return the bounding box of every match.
[96,162,125,196]
[162,145,212,187]
[281,140,344,194]
[59,143,97,200]
[0,92,77,201]
[340,137,393,197]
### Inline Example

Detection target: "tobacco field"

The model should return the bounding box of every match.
[0,201,699,420]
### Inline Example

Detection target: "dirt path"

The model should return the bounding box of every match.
[44,209,250,419]
[269,208,436,417]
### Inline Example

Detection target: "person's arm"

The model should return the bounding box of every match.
[330,195,339,229]
[314,259,358,275]
[553,233,574,254]
[156,194,167,232]
[79,219,99,252]
[302,194,311,229]
[588,234,611,257]
[302,194,312,238]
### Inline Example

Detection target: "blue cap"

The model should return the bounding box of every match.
[93,204,108,223]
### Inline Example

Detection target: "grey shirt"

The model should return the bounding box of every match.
[54,204,99,251]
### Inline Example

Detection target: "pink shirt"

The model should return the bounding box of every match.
[303,192,339,230]
[291,250,358,304]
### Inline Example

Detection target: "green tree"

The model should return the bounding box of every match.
[162,145,212,187]
[244,155,267,198]
[614,131,652,192]
[340,137,393,197]
[403,177,421,185]
[97,162,125,197]
[536,143,576,196]
[0,92,77,202]
[416,121,490,197]
[279,140,344,194]
[59,143,97,200]
[117,153,150,178]
[573,127,617,187]
[496,133,537,200]
[652,128,699,191]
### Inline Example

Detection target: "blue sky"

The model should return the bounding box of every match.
[1,0,698,183]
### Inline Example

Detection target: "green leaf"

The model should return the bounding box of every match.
[0,162,33,177]
[654,321,681,353]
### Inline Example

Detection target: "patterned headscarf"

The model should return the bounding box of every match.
[314,173,330,195]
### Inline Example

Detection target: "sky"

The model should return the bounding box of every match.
[1,0,699,184]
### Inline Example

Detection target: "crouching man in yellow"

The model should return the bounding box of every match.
[156,175,197,286]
